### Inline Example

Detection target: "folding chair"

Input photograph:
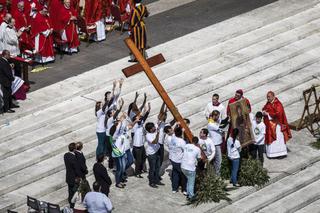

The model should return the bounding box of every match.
[27,196,46,213]
[110,5,130,34]
[77,16,97,45]
[47,202,61,213]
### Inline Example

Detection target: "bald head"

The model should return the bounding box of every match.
[267,91,275,103]
[4,13,12,22]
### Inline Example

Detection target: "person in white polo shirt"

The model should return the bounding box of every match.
[181,136,201,201]
[204,93,226,120]
[227,128,241,187]
[145,122,164,188]
[249,111,266,165]
[198,128,215,171]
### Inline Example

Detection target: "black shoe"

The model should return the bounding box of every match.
[149,183,158,188]
[159,177,163,181]
[11,104,20,108]
[128,59,137,63]
[116,184,124,188]
[156,182,165,186]
[6,109,15,113]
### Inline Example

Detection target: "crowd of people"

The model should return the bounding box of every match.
[63,79,292,212]
[0,0,148,64]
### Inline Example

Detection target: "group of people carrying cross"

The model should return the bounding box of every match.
[64,79,292,211]
[0,0,148,64]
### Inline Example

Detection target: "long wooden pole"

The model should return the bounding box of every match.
[124,38,193,142]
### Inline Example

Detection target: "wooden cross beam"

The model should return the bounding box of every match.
[124,38,193,142]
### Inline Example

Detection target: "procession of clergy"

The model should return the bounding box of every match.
[63,77,292,211]
[0,0,137,64]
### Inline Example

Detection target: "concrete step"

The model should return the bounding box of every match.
[1,35,319,179]
[294,199,320,213]
[257,179,320,213]
[1,18,320,147]
[0,0,318,126]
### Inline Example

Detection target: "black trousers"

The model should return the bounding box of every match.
[1,85,12,112]
[159,144,164,167]
[249,144,264,165]
[132,146,146,175]
[67,183,77,208]
[106,136,114,169]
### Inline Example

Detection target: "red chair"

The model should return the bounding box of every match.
[77,16,97,45]
[110,5,130,34]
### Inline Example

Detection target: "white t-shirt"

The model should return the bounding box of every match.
[181,144,201,172]
[204,102,226,119]
[158,122,166,145]
[198,137,216,161]
[146,132,160,155]
[169,136,186,163]
[112,135,126,157]
[96,109,106,133]
[105,116,115,136]
[132,123,145,147]
[227,137,241,159]
[165,134,174,158]
[208,121,223,146]
[252,120,266,145]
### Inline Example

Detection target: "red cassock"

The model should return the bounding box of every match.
[70,0,80,15]
[0,9,5,23]
[119,0,132,19]
[85,0,103,24]
[49,0,64,31]
[59,5,80,49]
[13,9,32,50]
[262,97,292,145]
[30,12,54,60]
[10,0,20,14]
[104,0,112,18]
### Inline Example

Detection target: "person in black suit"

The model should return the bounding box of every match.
[0,50,15,113]
[64,142,81,209]
[93,154,112,197]
[75,142,88,179]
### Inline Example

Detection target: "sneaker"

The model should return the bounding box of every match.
[183,191,188,196]
[172,191,177,194]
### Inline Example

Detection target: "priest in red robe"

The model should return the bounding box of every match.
[12,1,32,51]
[30,5,55,63]
[119,0,132,20]
[262,91,291,158]
[84,0,105,41]
[0,0,7,23]
[59,0,80,53]
[48,0,64,31]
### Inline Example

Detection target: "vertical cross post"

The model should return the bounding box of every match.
[124,38,193,142]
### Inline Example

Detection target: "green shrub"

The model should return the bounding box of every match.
[220,154,231,180]
[311,138,320,150]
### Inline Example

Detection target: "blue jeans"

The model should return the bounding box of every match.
[182,168,196,198]
[147,152,160,184]
[231,158,240,185]
[115,155,126,184]
[171,160,186,191]
[96,132,106,157]
[125,149,134,170]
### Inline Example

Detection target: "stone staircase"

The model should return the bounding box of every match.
[1,0,320,212]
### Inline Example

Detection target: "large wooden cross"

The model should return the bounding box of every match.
[123,38,193,142]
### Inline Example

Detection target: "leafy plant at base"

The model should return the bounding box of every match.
[193,165,231,206]
[311,138,320,150]
[220,154,231,180]
[238,157,270,187]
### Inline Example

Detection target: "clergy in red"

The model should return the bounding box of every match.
[59,0,80,53]
[262,91,291,158]
[119,0,133,20]
[30,6,55,63]
[12,1,32,51]
[0,0,6,23]
[84,0,105,41]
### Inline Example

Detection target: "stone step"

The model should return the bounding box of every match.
[3,72,316,212]
[215,162,320,213]
[0,0,318,126]
[1,18,319,147]
[257,179,320,213]
[1,36,319,179]
[295,199,320,213]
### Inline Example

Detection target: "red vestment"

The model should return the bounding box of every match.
[262,97,292,145]
[104,0,112,18]
[49,0,64,31]
[59,5,80,49]
[13,9,32,50]
[85,0,103,25]
[10,0,20,14]
[0,9,5,23]
[70,0,80,16]
[119,0,132,19]
[30,12,54,61]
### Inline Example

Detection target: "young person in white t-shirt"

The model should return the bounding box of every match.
[145,122,163,188]
[181,137,201,201]
[249,111,266,165]
[204,93,226,120]
[227,128,241,187]
[132,103,151,178]
[198,128,216,171]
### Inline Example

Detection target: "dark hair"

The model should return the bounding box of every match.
[76,142,83,151]
[92,181,101,192]
[212,93,219,99]
[68,143,76,152]
[192,136,199,144]
[174,127,183,137]
[96,154,105,163]
[145,122,155,133]
[164,125,172,134]
[200,128,209,136]
[184,118,190,125]
[106,109,113,118]
[232,128,239,142]
[105,91,111,97]
[109,123,118,137]
[255,111,263,119]
[79,179,91,201]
